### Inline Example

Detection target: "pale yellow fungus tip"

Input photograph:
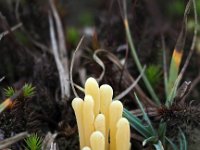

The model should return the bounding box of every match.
[72,98,83,110]
[109,100,123,150]
[94,114,106,136]
[90,131,105,150]
[85,77,100,116]
[116,118,130,150]
[82,147,91,150]
[71,98,85,148]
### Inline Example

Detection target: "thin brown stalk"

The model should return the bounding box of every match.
[0,23,22,40]
[93,49,157,107]
[93,50,106,82]
[130,107,159,117]
[114,66,146,100]
[178,0,198,79]
[182,73,200,101]
[70,36,84,97]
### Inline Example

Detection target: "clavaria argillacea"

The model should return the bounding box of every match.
[72,77,131,150]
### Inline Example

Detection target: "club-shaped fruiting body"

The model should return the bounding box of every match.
[109,101,123,150]
[85,77,100,116]
[116,118,131,150]
[90,131,105,150]
[72,98,85,148]
[72,77,130,150]
[94,114,106,137]
[83,95,95,146]
[100,84,113,149]
[82,147,91,150]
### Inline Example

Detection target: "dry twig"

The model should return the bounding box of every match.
[0,132,28,149]
[93,49,156,107]
[49,0,70,99]
[0,23,22,40]
[70,36,84,98]
[42,132,58,150]
[114,66,146,100]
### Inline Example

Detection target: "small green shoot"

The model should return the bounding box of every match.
[4,87,15,97]
[66,27,79,45]
[23,83,35,98]
[0,83,35,114]
[24,133,42,150]
[146,65,162,89]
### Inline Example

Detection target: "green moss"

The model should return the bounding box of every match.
[24,133,42,150]
[145,65,162,89]
[66,27,79,45]
[168,0,185,16]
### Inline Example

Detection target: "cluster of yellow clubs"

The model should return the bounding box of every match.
[72,78,131,150]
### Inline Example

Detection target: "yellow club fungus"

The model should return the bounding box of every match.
[72,77,131,150]
[100,84,113,149]
[83,95,95,146]
[72,98,85,148]
[82,147,91,150]
[109,100,123,150]
[90,131,105,150]
[94,114,106,137]
[85,77,100,116]
[116,118,130,150]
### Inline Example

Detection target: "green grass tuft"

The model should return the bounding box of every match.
[24,133,42,150]
[4,87,15,97]
[23,83,35,97]
[146,65,162,89]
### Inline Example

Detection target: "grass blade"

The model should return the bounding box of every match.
[134,93,156,135]
[167,0,192,99]
[143,136,157,146]
[122,0,160,104]
[166,0,198,106]
[123,108,152,138]
[161,35,169,97]
[166,137,179,150]
[153,140,164,150]
[179,128,187,150]
[158,122,167,145]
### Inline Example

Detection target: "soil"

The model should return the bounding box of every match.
[0,0,199,150]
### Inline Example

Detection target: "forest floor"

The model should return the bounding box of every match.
[0,0,199,150]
